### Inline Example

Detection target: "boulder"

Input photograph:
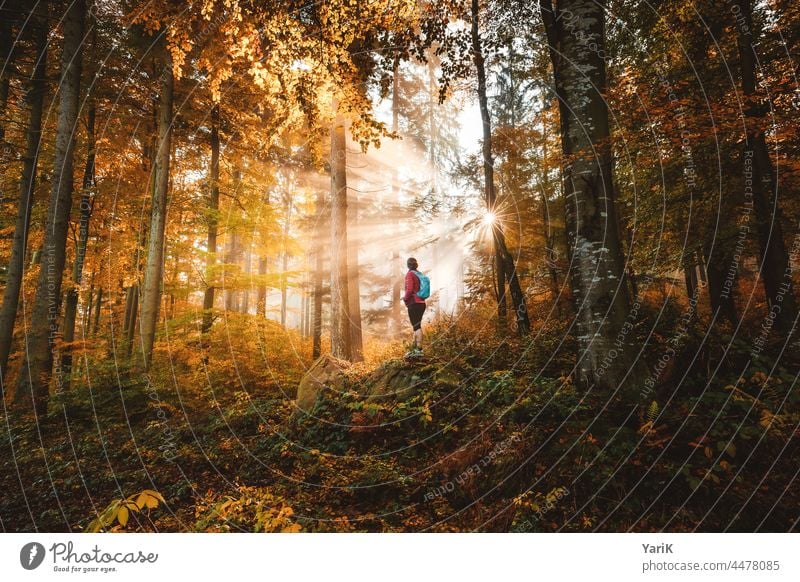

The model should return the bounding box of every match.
[296,354,350,412]
[360,361,426,402]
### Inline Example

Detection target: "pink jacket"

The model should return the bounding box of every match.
[403,271,426,305]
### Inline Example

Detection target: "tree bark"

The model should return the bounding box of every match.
[61,97,97,389]
[202,104,220,333]
[139,49,174,369]
[540,0,642,392]
[0,0,15,144]
[0,1,48,383]
[125,284,138,351]
[15,0,85,414]
[734,0,797,334]
[472,0,530,335]
[92,287,102,335]
[391,52,402,337]
[312,188,326,359]
[539,97,562,314]
[347,190,364,361]
[330,115,353,361]
[280,193,292,328]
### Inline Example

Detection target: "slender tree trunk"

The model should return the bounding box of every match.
[472,0,530,335]
[734,0,797,334]
[330,114,353,361]
[125,285,138,350]
[224,170,242,312]
[540,99,561,314]
[280,194,291,328]
[202,104,220,332]
[256,257,267,317]
[61,101,96,388]
[684,260,698,302]
[139,49,174,369]
[83,283,94,332]
[122,285,134,335]
[242,246,251,314]
[0,2,47,383]
[704,242,739,326]
[15,0,85,414]
[92,287,102,335]
[347,190,364,361]
[312,189,326,359]
[540,0,642,392]
[391,52,402,337]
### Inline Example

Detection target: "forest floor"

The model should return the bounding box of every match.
[1,310,798,532]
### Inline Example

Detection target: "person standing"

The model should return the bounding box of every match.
[403,257,429,357]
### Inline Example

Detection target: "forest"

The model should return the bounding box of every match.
[0,0,798,533]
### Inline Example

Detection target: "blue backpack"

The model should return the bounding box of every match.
[412,270,430,299]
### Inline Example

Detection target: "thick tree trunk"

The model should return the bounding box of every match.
[540,0,642,392]
[330,115,353,361]
[734,0,797,335]
[0,2,47,383]
[202,104,220,333]
[15,0,84,414]
[312,189,326,359]
[61,99,97,389]
[0,0,14,144]
[472,0,530,336]
[139,50,174,369]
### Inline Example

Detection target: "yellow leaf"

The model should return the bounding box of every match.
[117,506,129,527]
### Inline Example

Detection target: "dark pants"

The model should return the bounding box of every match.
[407,302,426,331]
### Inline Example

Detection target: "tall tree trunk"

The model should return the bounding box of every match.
[347,190,364,361]
[539,96,561,314]
[0,0,15,144]
[61,98,97,389]
[280,194,292,328]
[330,114,353,361]
[0,1,47,383]
[472,0,530,335]
[15,0,84,414]
[139,48,174,369]
[202,104,220,333]
[540,0,642,392]
[312,189,326,359]
[391,52,402,337]
[734,0,797,334]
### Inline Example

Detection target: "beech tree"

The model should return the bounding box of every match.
[540,0,642,391]
[16,0,86,413]
[139,45,174,369]
[0,0,48,382]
